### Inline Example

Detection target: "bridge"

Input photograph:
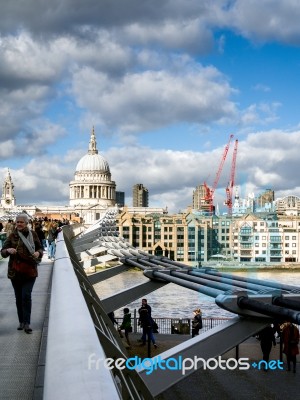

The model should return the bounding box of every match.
[1,209,300,399]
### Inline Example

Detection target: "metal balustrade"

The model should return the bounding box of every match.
[62,229,154,400]
[113,315,231,335]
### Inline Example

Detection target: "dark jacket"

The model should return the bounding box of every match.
[120,312,132,331]
[1,228,43,279]
[192,314,203,330]
[139,306,153,329]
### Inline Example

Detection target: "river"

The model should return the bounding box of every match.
[93,269,300,320]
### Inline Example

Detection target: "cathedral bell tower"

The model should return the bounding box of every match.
[1,169,16,209]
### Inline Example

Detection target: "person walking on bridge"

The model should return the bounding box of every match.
[1,213,43,334]
[118,307,132,347]
[257,325,276,365]
[282,322,299,373]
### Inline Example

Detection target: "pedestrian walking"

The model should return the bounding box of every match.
[282,321,299,373]
[257,325,276,365]
[1,213,43,333]
[118,308,132,347]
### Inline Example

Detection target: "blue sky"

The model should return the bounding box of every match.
[1,0,300,212]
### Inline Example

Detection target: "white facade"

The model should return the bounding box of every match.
[232,215,300,262]
[69,128,116,224]
[275,195,300,216]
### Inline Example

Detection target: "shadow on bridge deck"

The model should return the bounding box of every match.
[125,332,300,400]
[0,255,52,400]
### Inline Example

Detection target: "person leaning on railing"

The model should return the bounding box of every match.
[1,213,43,334]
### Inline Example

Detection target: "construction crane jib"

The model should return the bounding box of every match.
[205,134,234,213]
[225,139,239,214]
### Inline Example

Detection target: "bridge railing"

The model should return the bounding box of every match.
[43,231,121,400]
[114,314,231,335]
[53,228,154,400]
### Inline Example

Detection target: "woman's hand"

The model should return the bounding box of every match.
[33,251,40,259]
[6,248,17,255]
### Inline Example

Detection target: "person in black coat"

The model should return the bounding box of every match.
[192,308,203,338]
[138,302,157,348]
[257,325,276,363]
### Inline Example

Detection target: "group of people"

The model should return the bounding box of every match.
[257,322,299,372]
[1,216,68,261]
[36,217,62,260]
[110,302,205,349]
[108,298,159,349]
[0,213,67,334]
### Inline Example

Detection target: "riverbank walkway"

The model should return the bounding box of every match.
[1,254,300,399]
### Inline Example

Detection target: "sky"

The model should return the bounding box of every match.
[1,0,300,213]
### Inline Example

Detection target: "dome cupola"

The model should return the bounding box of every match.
[75,127,110,173]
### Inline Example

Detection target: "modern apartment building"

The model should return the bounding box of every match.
[232,213,300,262]
[116,207,233,266]
[116,207,300,265]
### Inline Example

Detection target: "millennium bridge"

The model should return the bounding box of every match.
[1,209,300,399]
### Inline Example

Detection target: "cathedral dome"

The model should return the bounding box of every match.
[76,153,110,172]
[75,127,110,173]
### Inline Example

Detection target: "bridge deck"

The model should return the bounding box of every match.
[0,256,52,399]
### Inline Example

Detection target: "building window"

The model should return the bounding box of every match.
[292,243,296,247]
[285,236,289,240]
[285,243,289,247]
[292,236,296,240]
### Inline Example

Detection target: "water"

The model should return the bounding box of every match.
[94,269,300,320]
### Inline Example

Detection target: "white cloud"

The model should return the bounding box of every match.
[71,63,237,134]
[226,0,300,44]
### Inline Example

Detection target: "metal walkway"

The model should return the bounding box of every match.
[0,256,52,400]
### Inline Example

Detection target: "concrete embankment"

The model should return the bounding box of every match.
[202,262,300,272]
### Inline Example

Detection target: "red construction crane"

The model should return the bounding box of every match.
[225,139,238,214]
[204,134,234,213]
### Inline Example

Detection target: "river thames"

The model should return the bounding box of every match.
[94,268,300,320]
